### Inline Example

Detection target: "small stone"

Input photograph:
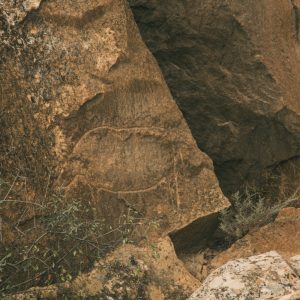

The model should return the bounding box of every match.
[22,0,42,12]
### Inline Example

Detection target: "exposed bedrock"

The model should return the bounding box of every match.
[189,251,300,300]
[129,0,300,194]
[0,0,229,245]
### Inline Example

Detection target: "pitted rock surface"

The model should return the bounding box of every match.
[0,0,42,26]
[189,251,300,300]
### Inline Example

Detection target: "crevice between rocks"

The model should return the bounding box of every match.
[169,212,220,254]
[169,210,230,282]
[129,1,300,198]
[291,0,300,42]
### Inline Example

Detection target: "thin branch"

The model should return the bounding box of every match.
[0,200,45,208]
[3,172,20,201]
[25,232,48,256]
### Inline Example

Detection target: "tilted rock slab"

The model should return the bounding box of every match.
[0,0,229,241]
[189,251,300,300]
[130,0,300,193]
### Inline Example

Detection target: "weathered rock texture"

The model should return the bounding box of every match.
[7,237,199,300]
[189,251,300,300]
[211,207,300,269]
[0,0,229,247]
[290,256,300,278]
[130,0,300,194]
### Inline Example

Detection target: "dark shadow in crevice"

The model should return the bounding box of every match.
[169,212,227,255]
[169,210,234,282]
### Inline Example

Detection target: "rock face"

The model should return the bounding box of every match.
[211,207,300,269]
[0,0,229,245]
[7,237,200,300]
[189,251,300,300]
[130,0,300,194]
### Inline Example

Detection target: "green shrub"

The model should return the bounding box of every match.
[219,187,299,241]
[0,176,143,296]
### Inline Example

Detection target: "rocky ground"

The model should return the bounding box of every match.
[0,0,300,299]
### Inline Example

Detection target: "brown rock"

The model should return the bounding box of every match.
[0,0,228,250]
[7,237,200,300]
[130,0,300,194]
[211,207,300,269]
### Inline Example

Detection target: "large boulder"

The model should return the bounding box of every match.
[0,0,228,253]
[189,251,300,300]
[130,0,300,194]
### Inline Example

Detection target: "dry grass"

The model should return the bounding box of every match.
[219,187,300,241]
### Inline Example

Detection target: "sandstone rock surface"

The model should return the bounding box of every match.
[0,0,229,244]
[7,237,199,300]
[189,251,300,300]
[130,0,300,194]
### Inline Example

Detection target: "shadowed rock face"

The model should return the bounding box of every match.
[0,0,229,241]
[129,0,300,194]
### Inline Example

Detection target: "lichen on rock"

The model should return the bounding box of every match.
[189,251,300,300]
